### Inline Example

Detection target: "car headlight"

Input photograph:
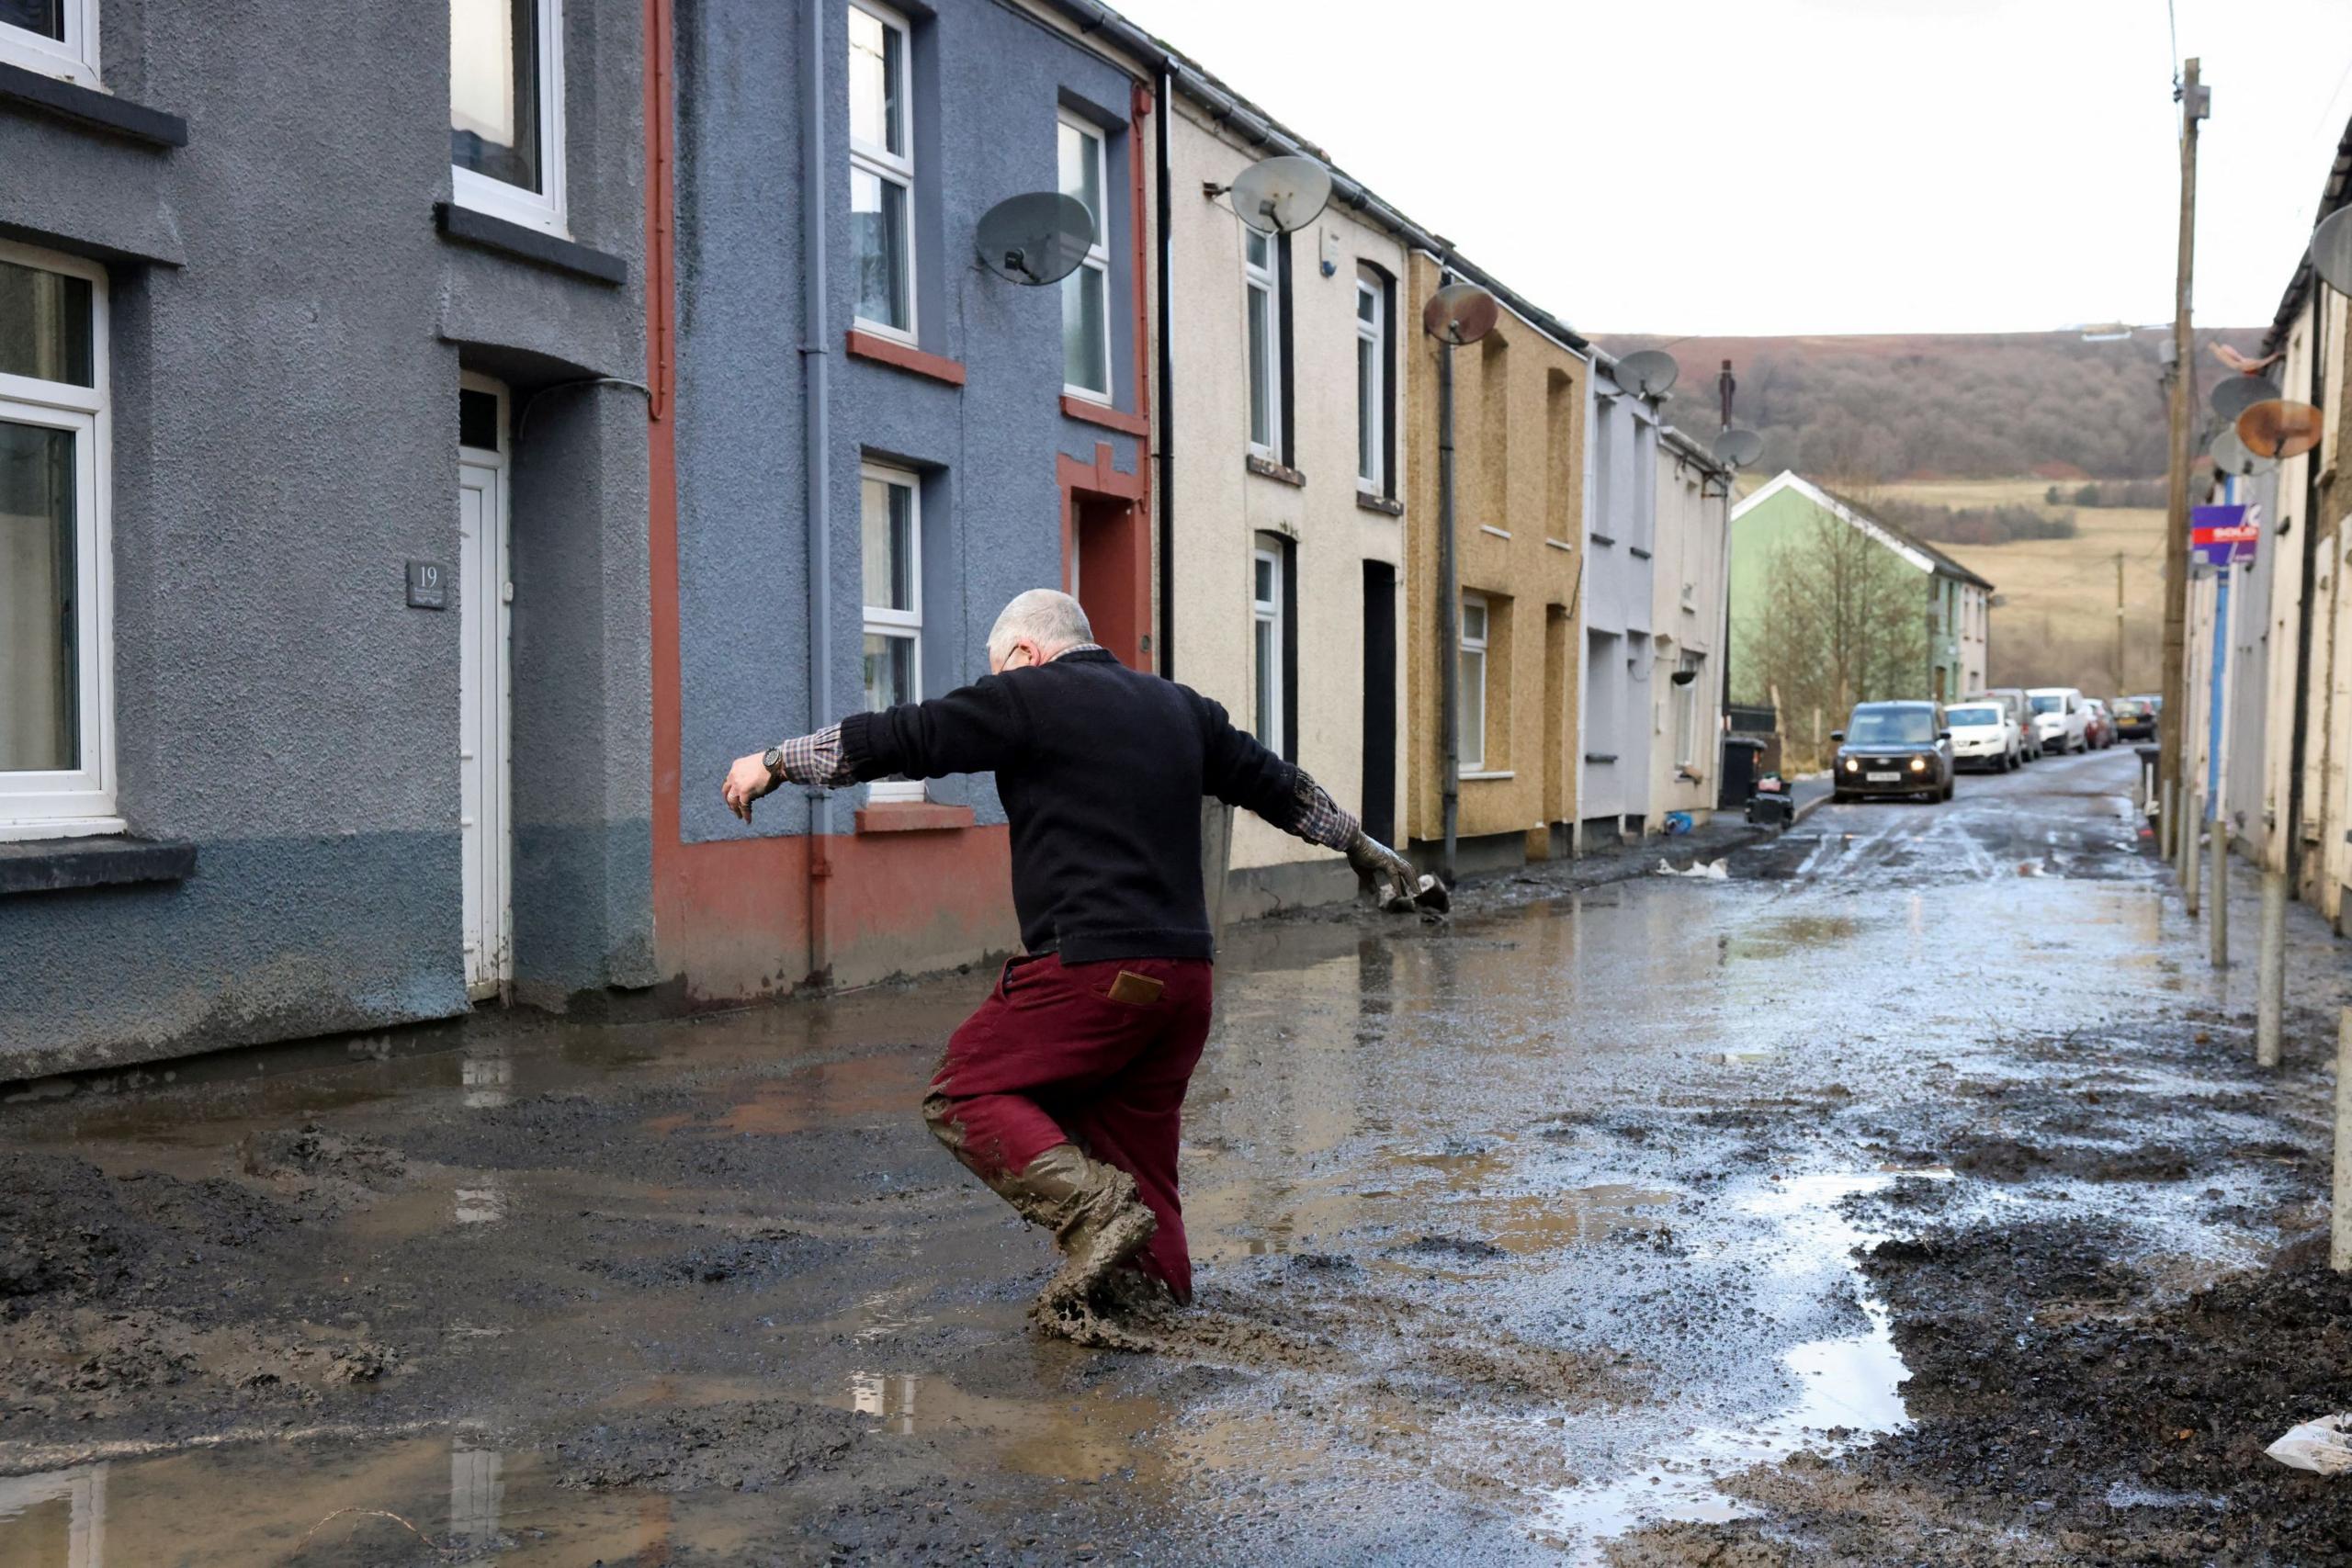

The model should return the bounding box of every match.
[1843,759,1860,773]
[1908,756,1928,773]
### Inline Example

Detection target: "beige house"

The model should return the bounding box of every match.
[1162,93,1410,912]
[1402,251,1590,871]
[1645,428,1734,825]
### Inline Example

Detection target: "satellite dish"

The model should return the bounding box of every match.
[1421,282,1499,345]
[2314,205,2352,295]
[974,192,1094,287]
[2210,373,2278,423]
[1617,349,1679,400]
[2237,399,2324,460]
[1226,155,1331,235]
[1713,428,1764,468]
[2208,425,2278,477]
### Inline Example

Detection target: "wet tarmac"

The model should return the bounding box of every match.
[3,748,2348,1564]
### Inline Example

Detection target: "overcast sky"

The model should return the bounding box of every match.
[1108,0,2352,336]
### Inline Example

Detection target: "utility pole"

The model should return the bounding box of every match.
[2158,57,2206,835]
[2114,551,2127,692]
[1436,272,1462,887]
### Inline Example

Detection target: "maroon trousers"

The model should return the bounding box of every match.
[927,952,1216,1300]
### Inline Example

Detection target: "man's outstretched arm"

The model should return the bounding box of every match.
[723,677,1027,822]
[1192,691,1418,899]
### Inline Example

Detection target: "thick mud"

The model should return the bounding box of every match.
[3,750,2348,1564]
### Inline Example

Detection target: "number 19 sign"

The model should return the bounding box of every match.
[2190,503,2260,569]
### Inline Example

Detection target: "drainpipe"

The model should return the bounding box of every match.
[1155,64,1176,677]
[801,0,835,987]
[1436,262,1461,885]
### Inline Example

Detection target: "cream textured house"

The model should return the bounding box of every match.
[1163,86,1409,913]
[1645,427,1734,826]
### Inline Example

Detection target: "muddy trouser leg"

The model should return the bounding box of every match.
[923,954,1211,1298]
[1053,985,1213,1303]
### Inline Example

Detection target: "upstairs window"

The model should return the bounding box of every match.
[1244,230,1283,458]
[0,243,114,838]
[849,1,915,340]
[1355,269,1386,492]
[0,0,98,88]
[1058,114,1112,400]
[451,0,568,234]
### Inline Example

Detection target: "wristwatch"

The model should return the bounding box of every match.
[762,744,786,780]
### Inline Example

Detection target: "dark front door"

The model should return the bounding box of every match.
[1361,561,1397,846]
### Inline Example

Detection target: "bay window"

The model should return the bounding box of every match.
[849,1,915,340]
[1057,114,1111,400]
[0,243,113,838]
[451,0,567,234]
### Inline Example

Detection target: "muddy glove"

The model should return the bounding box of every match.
[1344,828,1418,905]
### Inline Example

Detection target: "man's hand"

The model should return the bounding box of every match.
[1345,828,1418,904]
[722,750,779,823]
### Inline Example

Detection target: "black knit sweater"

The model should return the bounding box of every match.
[838,649,1303,963]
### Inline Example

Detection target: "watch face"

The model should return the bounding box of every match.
[763,746,786,773]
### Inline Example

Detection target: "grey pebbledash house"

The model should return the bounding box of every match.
[0,1,656,1071]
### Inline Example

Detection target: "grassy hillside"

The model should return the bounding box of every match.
[1873,478,2167,696]
[1600,328,2266,483]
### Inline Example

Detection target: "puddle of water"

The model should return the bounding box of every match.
[0,1438,766,1567]
[1533,1173,1915,1562]
[1488,1186,1680,1255]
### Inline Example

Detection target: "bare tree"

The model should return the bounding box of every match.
[1750,512,1929,770]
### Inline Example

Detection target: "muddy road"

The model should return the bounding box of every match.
[5,748,2350,1564]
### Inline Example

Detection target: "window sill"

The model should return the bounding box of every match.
[1544,537,1575,552]
[1459,770,1515,782]
[1589,533,1616,547]
[1479,525,1511,540]
[1628,546,1653,560]
[0,60,187,147]
[1583,753,1619,765]
[855,801,978,834]
[1060,394,1148,436]
[846,330,967,387]
[0,833,196,897]
[1245,454,1306,488]
[1355,491,1404,517]
[434,201,628,285]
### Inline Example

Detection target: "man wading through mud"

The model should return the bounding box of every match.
[721,590,1416,1326]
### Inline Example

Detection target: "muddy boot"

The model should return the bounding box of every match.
[995,1144,1158,1313]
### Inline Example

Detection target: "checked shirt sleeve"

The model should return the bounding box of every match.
[775,724,858,788]
[1284,771,1361,852]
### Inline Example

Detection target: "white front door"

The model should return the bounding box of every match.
[458,377,512,999]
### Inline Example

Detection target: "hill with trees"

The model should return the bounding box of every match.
[1594,328,2267,484]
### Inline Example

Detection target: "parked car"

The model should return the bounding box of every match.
[2081,697,2112,750]
[1941,699,2023,773]
[1831,701,1956,802]
[2113,695,2158,740]
[1984,686,2041,761]
[2026,686,2089,754]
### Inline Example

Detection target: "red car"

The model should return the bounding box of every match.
[2081,699,2112,750]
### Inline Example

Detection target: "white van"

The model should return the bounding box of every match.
[2025,687,2088,755]
[1942,698,2023,773]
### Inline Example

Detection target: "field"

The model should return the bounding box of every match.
[1729,474,2171,698]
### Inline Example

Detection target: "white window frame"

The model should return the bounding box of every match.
[1355,271,1385,492]
[1458,592,1488,773]
[848,0,918,345]
[1243,230,1281,459]
[1674,651,1702,768]
[0,240,115,840]
[0,0,98,89]
[1058,112,1113,402]
[450,0,569,237]
[861,461,924,803]
[1251,543,1283,751]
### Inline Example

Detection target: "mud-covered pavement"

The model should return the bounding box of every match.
[6,748,2351,1565]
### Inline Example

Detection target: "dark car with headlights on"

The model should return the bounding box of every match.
[1830,701,1954,803]
[2110,696,2157,740]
